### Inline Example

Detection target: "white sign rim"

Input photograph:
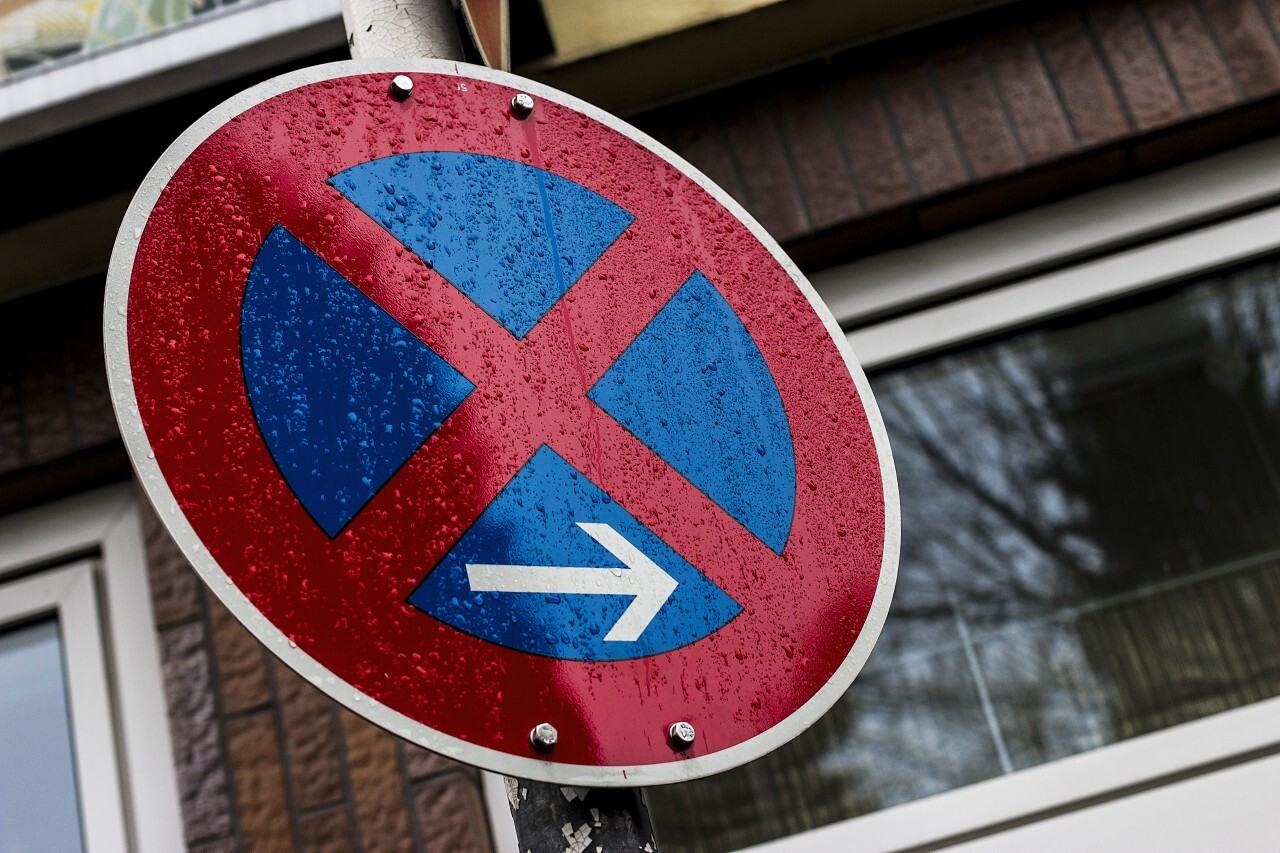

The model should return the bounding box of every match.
[103,58,900,788]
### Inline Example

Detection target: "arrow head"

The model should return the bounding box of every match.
[575,523,679,642]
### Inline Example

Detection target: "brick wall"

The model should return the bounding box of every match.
[634,0,1280,267]
[0,280,126,514]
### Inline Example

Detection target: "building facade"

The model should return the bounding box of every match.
[2,0,1279,850]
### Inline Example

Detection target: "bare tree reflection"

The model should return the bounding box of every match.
[649,264,1280,853]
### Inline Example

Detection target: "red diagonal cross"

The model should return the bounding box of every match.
[270,170,785,597]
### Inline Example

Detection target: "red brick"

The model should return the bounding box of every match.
[1033,9,1132,146]
[402,742,465,780]
[644,108,747,203]
[159,622,236,844]
[930,43,1024,180]
[1199,0,1280,97]
[1087,1,1187,130]
[0,362,24,475]
[300,808,357,853]
[275,659,346,811]
[191,840,238,853]
[141,495,203,628]
[719,92,811,240]
[341,710,413,853]
[226,712,293,853]
[879,57,970,195]
[207,589,272,714]
[768,74,863,229]
[64,312,116,448]
[18,335,74,464]
[1261,0,1280,45]
[411,772,493,853]
[982,26,1078,163]
[826,70,915,211]
[1143,0,1240,113]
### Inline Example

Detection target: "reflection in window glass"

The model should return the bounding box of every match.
[0,619,85,853]
[0,0,252,79]
[649,259,1280,851]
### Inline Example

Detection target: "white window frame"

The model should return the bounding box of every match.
[1,559,128,851]
[0,0,344,153]
[485,132,1280,853]
[0,484,184,853]
[812,133,1280,332]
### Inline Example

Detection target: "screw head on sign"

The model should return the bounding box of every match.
[510,93,535,119]
[529,722,558,752]
[668,721,696,750]
[389,75,414,99]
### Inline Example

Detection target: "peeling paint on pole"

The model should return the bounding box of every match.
[342,0,463,60]
[507,785,657,853]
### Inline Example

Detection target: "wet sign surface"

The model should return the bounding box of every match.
[106,60,899,786]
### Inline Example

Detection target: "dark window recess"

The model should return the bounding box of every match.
[649,257,1280,852]
[509,0,555,67]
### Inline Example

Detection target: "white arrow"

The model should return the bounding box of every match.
[465,523,679,643]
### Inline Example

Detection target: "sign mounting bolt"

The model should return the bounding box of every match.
[511,93,535,118]
[530,723,558,752]
[668,721,696,750]
[389,75,414,100]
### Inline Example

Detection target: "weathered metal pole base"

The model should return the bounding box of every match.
[506,777,659,853]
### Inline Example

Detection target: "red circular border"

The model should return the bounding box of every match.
[121,67,890,773]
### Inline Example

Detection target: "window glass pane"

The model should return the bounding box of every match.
[0,0,257,79]
[648,258,1280,851]
[0,618,85,853]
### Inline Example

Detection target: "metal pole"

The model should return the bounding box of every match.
[336,3,661,850]
[505,778,659,852]
[341,0,464,60]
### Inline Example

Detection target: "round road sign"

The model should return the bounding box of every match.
[105,60,899,786]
